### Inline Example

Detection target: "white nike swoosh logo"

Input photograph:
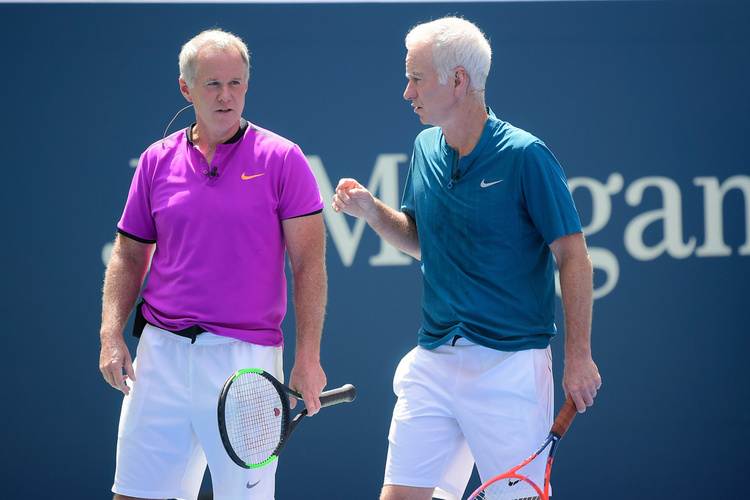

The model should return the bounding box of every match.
[480,179,504,188]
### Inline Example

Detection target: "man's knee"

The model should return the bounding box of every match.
[114,495,164,500]
[380,484,436,500]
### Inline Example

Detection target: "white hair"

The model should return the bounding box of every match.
[179,29,251,87]
[405,17,492,91]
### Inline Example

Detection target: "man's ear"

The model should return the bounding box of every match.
[453,67,470,93]
[179,78,193,102]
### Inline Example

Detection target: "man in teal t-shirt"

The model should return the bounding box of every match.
[333,16,602,500]
[402,110,582,352]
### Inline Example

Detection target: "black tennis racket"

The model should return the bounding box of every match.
[467,396,578,500]
[217,368,356,468]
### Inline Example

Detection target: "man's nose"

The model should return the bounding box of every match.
[218,84,231,101]
[403,81,415,100]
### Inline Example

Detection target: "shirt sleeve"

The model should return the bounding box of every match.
[117,152,157,243]
[400,149,417,220]
[519,141,582,245]
[277,144,324,220]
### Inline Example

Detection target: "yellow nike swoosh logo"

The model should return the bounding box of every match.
[241,172,266,181]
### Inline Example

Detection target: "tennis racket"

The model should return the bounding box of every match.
[467,396,578,500]
[217,368,356,469]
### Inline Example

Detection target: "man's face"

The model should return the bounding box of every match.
[180,47,248,135]
[403,43,456,127]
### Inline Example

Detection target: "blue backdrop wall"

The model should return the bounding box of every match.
[1,1,748,498]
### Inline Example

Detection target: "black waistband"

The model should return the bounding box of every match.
[132,300,206,344]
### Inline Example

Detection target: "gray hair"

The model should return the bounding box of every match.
[405,17,492,92]
[179,29,251,88]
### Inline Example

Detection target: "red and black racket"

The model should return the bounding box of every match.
[217,368,356,468]
[468,396,578,500]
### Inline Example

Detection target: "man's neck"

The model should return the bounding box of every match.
[442,104,489,158]
[191,121,241,164]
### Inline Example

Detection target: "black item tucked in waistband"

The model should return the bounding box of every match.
[132,300,206,344]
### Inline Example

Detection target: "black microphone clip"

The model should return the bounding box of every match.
[447,169,460,189]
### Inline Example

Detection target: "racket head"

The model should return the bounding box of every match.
[470,396,577,500]
[470,472,544,500]
[217,368,292,469]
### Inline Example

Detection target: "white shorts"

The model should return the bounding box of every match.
[383,341,554,499]
[113,324,284,500]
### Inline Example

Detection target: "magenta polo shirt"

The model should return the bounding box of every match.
[117,119,324,346]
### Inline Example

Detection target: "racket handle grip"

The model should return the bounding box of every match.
[319,383,357,408]
[551,395,577,438]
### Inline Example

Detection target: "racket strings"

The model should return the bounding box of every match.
[224,373,286,466]
[474,477,541,500]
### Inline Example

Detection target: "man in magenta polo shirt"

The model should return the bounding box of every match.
[98,29,327,500]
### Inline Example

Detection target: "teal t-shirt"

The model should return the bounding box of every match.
[401,111,582,351]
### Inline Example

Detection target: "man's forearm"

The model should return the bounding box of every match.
[366,199,420,260]
[100,236,151,341]
[292,261,327,362]
[559,253,593,357]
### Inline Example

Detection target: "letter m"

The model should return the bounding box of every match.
[307,154,412,267]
